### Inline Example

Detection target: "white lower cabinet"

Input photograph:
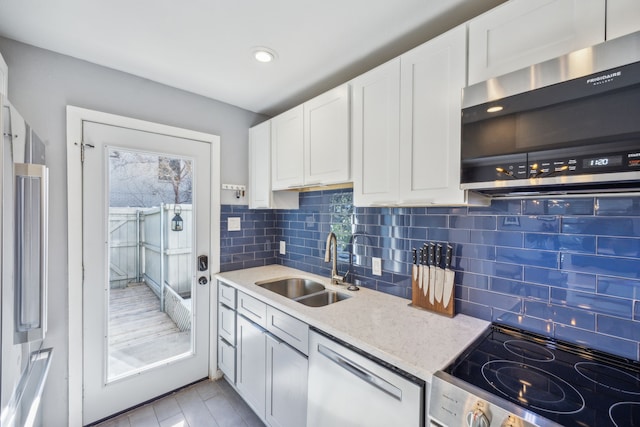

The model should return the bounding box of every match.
[266,335,308,427]
[225,290,309,427]
[236,314,267,418]
[218,337,236,382]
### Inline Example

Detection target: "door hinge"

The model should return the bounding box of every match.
[76,141,95,163]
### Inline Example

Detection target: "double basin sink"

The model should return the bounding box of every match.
[255,277,350,307]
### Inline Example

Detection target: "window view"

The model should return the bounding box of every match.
[107,149,194,379]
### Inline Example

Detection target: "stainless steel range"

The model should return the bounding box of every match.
[429,324,640,427]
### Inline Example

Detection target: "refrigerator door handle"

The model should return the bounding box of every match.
[14,162,48,344]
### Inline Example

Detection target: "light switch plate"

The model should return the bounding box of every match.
[372,257,382,276]
[279,241,286,255]
[228,217,241,231]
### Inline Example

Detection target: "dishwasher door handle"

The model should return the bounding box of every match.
[317,343,402,401]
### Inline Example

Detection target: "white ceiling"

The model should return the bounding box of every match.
[0,0,505,116]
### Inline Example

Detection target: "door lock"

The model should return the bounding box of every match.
[198,255,208,271]
[198,276,208,285]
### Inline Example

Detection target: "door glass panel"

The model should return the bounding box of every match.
[107,148,194,380]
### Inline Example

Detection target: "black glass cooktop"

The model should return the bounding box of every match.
[444,324,640,427]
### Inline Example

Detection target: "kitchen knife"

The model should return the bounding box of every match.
[422,243,429,297]
[443,245,454,309]
[434,243,444,303]
[427,243,436,304]
[412,248,418,283]
[418,248,424,292]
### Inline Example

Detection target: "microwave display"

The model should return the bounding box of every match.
[582,155,623,169]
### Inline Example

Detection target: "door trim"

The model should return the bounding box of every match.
[66,106,220,426]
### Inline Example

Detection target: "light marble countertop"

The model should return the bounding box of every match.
[215,265,489,383]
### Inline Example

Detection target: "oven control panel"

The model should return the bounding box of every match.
[429,372,560,427]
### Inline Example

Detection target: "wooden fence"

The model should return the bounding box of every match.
[109,204,193,301]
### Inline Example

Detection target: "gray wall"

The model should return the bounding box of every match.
[0,36,266,426]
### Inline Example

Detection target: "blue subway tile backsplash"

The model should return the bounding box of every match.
[220,190,640,360]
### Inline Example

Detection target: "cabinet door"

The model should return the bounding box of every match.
[398,25,468,205]
[236,315,266,418]
[0,52,7,97]
[218,304,236,344]
[606,0,640,40]
[218,337,236,383]
[351,59,401,206]
[266,335,308,427]
[249,121,273,208]
[468,0,605,85]
[249,121,299,209]
[271,105,304,190]
[304,84,350,186]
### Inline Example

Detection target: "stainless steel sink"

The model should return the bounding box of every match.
[256,277,325,299]
[255,278,351,307]
[296,291,351,307]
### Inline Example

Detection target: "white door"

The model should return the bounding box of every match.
[76,113,217,424]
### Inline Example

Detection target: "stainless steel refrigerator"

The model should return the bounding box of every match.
[0,95,52,427]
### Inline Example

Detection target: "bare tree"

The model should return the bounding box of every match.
[109,150,192,208]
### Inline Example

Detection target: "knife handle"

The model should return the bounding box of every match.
[412,248,417,264]
[428,243,435,267]
[419,248,424,265]
[435,243,442,267]
[445,245,452,268]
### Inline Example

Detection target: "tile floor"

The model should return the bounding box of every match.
[94,378,265,427]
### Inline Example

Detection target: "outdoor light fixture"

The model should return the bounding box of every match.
[171,205,183,232]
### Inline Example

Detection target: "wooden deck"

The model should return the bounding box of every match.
[108,282,191,378]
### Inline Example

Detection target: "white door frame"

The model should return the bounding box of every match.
[66,106,220,426]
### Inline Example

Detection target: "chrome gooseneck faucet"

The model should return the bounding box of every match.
[324,232,343,284]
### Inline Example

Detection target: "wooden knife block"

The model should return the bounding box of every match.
[411,267,455,317]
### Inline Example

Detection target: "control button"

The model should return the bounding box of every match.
[466,402,490,427]
[501,414,525,427]
[568,159,577,165]
[466,409,489,427]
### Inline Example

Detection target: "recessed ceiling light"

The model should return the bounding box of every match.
[487,105,503,113]
[252,47,277,63]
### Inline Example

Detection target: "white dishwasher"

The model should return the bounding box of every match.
[307,329,424,427]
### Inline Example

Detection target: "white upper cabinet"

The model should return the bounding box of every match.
[399,25,479,205]
[249,121,299,209]
[0,52,7,97]
[304,84,350,186]
[606,0,640,40]
[468,0,605,85]
[352,26,487,207]
[351,59,401,206]
[271,105,304,190]
[271,85,350,191]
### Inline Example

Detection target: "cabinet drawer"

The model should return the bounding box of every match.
[237,292,267,328]
[266,306,309,355]
[218,337,236,383]
[218,281,236,308]
[218,304,236,345]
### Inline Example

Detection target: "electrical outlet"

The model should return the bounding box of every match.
[372,257,382,276]
[279,241,286,255]
[227,217,241,231]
